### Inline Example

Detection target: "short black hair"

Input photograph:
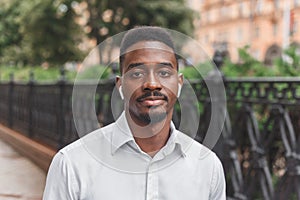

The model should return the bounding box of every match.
[119,26,178,74]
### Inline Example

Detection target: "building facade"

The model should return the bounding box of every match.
[192,0,300,64]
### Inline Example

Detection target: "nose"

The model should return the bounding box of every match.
[142,73,162,91]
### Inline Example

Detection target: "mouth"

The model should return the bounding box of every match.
[139,97,166,107]
[137,93,168,107]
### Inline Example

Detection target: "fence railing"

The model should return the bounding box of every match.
[209,77,300,200]
[0,75,300,200]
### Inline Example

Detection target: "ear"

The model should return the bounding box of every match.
[116,75,121,88]
[116,76,124,100]
[177,73,183,98]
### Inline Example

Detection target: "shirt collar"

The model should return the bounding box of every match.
[111,112,134,155]
[111,112,186,157]
[167,122,186,157]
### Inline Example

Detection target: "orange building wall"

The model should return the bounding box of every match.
[190,0,300,64]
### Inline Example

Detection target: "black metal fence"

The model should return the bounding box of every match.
[0,74,300,199]
[203,77,300,200]
[0,76,117,149]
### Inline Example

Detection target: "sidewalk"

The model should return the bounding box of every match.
[0,138,46,200]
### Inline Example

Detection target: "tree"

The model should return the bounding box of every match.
[0,0,196,66]
[0,0,84,66]
[82,0,196,63]
[0,0,23,64]
[127,0,195,35]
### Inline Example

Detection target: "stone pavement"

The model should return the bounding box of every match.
[0,138,46,200]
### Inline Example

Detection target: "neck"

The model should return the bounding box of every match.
[125,111,173,157]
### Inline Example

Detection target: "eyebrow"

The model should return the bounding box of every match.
[159,62,174,68]
[127,62,174,70]
[127,63,144,70]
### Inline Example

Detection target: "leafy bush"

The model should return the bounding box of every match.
[0,66,76,82]
[222,46,276,77]
[180,61,215,79]
[75,65,112,81]
[274,45,300,76]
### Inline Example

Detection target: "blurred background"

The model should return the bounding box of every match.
[0,0,300,199]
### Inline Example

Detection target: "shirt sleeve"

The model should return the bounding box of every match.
[209,154,226,200]
[43,151,79,200]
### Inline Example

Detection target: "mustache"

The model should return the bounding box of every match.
[136,91,168,102]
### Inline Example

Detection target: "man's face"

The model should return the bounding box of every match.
[117,41,182,126]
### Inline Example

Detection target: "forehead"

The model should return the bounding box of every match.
[122,41,176,68]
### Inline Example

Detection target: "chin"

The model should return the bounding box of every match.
[129,104,171,125]
[139,112,167,124]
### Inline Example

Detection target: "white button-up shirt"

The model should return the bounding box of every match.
[43,112,226,200]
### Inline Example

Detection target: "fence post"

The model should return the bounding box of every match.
[28,70,35,138]
[8,73,14,128]
[57,67,66,149]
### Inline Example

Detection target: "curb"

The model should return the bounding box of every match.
[0,123,56,172]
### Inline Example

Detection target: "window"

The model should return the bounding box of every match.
[253,50,261,60]
[204,34,209,44]
[255,26,260,38]
[256,0,263,14]
[222,31,228,42]
[221,6,227,17]
[238,2,244,16]
[275,0,280,9]
[292,20,298,34]
[273,23,278,36]
[227,6,231,18]
[296,46,300,56]
[237,28,243,42]
[207,11,211,22]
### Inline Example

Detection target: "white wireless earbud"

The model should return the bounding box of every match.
[177,83,182,98]
[119,86,124,100]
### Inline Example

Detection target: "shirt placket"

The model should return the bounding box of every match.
[146,162,159,200]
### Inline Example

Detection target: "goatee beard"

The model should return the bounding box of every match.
[139,111,167,125]
[130,108,167,125]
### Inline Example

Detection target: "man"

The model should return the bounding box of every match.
[43,26,226,200]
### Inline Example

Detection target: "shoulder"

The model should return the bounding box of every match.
[44,123,117,199]
[53,122,116,167]
[176,131,220,162]
[60,123,115,154]
[176,131,224,177]
[176,132,226,198]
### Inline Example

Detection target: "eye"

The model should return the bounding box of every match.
[130,71,144,78]
[158,70,173,77]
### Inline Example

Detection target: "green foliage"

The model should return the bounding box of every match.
[84,0,196,44]
[0,66,76,82]
[0,1,23,63]
[222,46,275,77]
[222,45,300,77]
[1,0,195,67]
[180,66,200,79]
[274,45,300,76]
[75,65,112,80]
[0,65,115,82]
[130,0,196,36]
[180,61,214,79]
[0,0,84,66]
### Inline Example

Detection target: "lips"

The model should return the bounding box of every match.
[138,96,166,106]
[136,92,168,107]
